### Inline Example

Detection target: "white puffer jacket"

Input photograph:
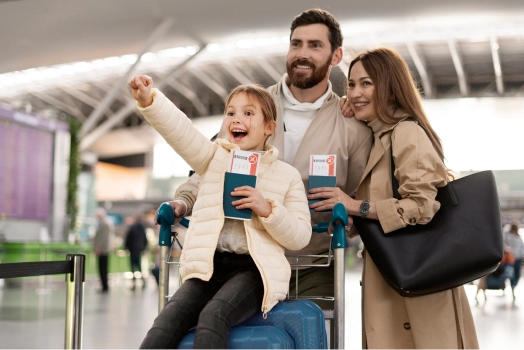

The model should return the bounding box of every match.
[138,89,312,314]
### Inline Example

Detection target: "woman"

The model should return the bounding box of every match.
[308,47,478,348]
[505,220,524,299]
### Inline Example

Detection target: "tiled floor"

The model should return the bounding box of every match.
[1,264,523,349]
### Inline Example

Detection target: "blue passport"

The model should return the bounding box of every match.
[223,172,257,220]
[308,175,337,212]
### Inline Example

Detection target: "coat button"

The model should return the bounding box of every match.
[397,208,404,214]
[404,322,411,330]
[409,218,416,224]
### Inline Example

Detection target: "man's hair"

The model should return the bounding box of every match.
[225,84,277,125]
[290,8,343,52]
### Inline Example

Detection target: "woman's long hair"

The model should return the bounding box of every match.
[348,48,447,167]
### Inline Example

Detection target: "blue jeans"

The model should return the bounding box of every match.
[510,259,522,288]
[140,252,264,349]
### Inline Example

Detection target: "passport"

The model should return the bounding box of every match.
[223,172,257,220]
[308,175,337,213]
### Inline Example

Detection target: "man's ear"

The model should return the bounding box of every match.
[331,47,343,67]
[265,120,277,136]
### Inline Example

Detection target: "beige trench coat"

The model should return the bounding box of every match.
[355,115,479,349]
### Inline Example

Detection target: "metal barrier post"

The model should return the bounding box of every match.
[64,254,86,349]
[331,203,348,350]
[157,203,175,313]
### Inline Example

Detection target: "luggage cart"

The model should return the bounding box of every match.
[156,202,348,349]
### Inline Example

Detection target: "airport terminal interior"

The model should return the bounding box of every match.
[1,0,524,348]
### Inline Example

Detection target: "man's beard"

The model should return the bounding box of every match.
[287,55,332,89]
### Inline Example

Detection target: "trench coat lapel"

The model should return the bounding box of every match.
[358,134,385,187]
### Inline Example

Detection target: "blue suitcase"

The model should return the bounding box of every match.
[240,300,327,349]
[178,299,327,349]
[179,326,294,349]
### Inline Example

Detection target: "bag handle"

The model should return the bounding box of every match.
[390,124,402,200]
[390,120,458,206]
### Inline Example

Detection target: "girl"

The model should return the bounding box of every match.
[309,48,479,348]
[129,76,312,349]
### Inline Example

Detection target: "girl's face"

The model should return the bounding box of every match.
[348,61,377,122]
[224,92,275,151]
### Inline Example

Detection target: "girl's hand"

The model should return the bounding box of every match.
[308,186,354,213]
[129,75,154,107]
[339,96,354,118]
[231,186,272,218]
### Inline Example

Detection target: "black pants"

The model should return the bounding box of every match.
[140,252,264,349]
[98,255,109,291]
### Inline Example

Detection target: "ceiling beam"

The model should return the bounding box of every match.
[490,37,504,95]
[30,91,86,122]
[447,40,469,97]
[221,62,252,85]
[191,69,229,101]
[80,18,175,137]
[80,45,206,152]
[406,42,433,98]
[166,80,209,115]
[60,85,115,117]
[255,58,282,83]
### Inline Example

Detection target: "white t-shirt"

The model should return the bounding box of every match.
[281,73,332,164]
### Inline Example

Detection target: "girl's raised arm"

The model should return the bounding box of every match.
[129,75,154,107]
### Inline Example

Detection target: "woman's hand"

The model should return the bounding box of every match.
[308,186,355,213]
[339,96,354,118]
[231,186,272,218]
[129,75,154,107]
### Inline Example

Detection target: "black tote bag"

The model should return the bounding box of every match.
[353,149,503,297]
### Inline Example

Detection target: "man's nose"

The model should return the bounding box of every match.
[296,47,310,59]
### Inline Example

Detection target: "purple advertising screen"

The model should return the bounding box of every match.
[0,117,54,221]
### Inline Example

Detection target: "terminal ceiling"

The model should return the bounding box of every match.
[1,0,523,158]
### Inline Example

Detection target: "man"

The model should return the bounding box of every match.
[93,208,114,293]
[167,8,372,308]
[124,214,149,290]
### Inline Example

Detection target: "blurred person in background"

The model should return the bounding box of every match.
[505,220,524,300]
[125,214,149,290]
[93,208,114,293]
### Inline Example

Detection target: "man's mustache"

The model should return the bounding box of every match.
[291,58,316,69]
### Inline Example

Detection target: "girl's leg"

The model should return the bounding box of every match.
[193,264,264,348]
[140,278,218,349]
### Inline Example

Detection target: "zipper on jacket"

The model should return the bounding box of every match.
[262,305,269,319]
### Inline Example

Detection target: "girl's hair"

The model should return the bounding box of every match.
[225,84,277,125]
[348,47,447,167]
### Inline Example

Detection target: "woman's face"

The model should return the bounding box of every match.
[348,61,376,122]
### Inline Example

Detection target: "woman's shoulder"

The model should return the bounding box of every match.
[391,119,429,144]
